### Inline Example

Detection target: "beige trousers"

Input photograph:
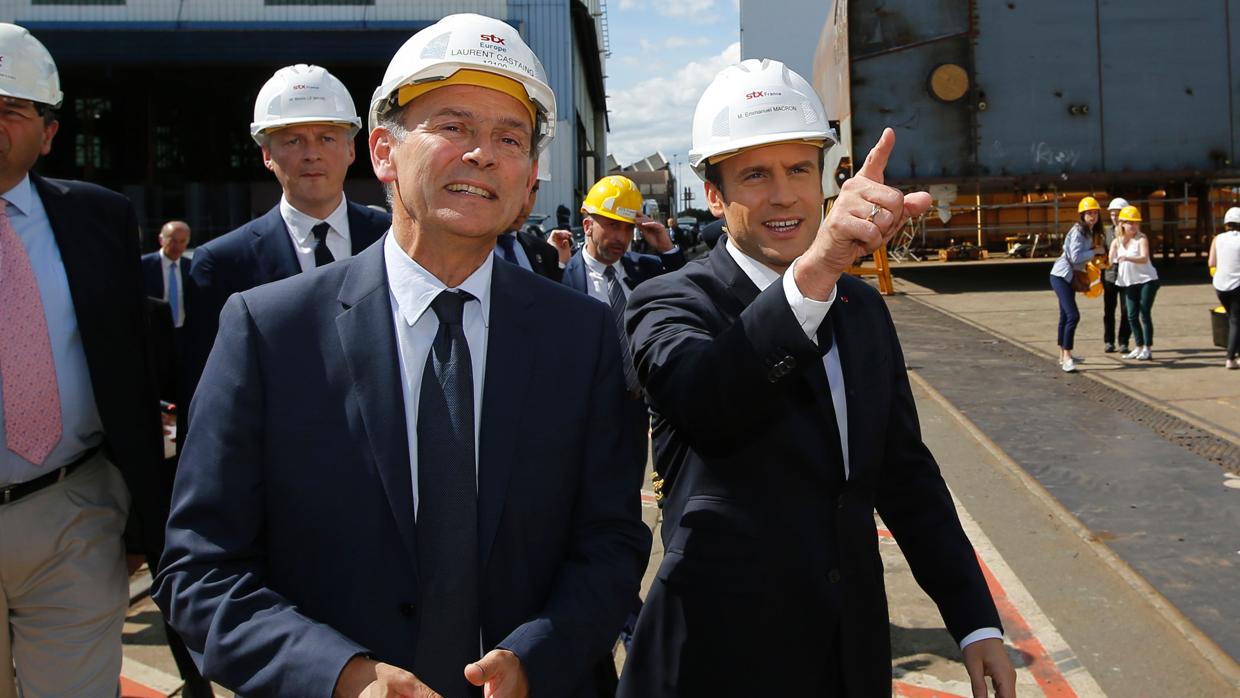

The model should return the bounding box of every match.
[1,455,130,698]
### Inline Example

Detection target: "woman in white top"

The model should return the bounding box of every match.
[1208,206,1240,369]
[1109,205,1159,361]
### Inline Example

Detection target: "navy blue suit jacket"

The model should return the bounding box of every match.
[30,174,167,560]
[154,238,650,697]
[183,200,389,405]
[561,247,686,296]
[616,243,1000,696]
[141,251,163,300]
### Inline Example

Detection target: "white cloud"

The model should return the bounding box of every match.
[663,36,711,49]
[607,41,740,174]
[613,0,722,23]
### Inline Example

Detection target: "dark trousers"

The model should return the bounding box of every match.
[1218,287,1240,359]
[1123,281,1160,347]
[1050,274,1080,350]
[1102,278,1130,345]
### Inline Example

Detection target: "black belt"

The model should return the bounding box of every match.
[1,446,100,505]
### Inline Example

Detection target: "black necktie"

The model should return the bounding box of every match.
[496,233,519,265]
[413,290,480,698]
[603,265,641,395]
[311,222,335,267]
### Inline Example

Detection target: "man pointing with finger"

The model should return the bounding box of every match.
[618,59,1016,697]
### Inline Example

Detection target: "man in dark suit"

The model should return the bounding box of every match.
[184,64,390,405]
[155,15,649,698]
[0,23,169,696]
[496,178,566,282]
[618,60,1015,697]
[141,220,190,327]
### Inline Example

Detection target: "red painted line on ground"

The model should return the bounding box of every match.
[895,681,965,698]
[120,676,166,698]
[878,527,1078,698]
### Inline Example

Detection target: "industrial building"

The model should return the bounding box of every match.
[740,0,1240,257]
[5,0,609,245]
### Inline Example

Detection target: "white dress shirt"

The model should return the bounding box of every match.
[384,233,491,517]
[582,248,629,304]
[280,194,352,273]
[723,239,1000,650]
[158,249,186,327]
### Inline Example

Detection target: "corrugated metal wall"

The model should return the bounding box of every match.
[1,0,507,24]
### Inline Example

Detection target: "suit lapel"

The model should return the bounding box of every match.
[34,176,102,343]
[334,239,420,570]
[250,206,301,283]
[707,241,759,311]
[565,251,588,292]
[477,260,536,569]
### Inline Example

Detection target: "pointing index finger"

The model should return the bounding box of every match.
[855,127,895,184]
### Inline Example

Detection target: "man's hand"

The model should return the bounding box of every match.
[963,638,1016,698]
[334,657,441,698]
[464,649,529,698]
[795,127,933,300]
[634,214,675,253]
[547,229,573,264]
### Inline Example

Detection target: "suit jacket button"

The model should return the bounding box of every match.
[399,603,416,616]
[784,356,797,370]
[827,569,842,584]
[836,495,845,510]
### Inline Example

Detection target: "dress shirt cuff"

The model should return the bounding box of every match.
[782,255,836,342]
[558,261,567,269]
[959,627,1003,650]
[660,245,680,255]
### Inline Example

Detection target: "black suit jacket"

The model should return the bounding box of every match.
[617,244,1000,696]
[155,239,650,697]
[183,200,389,412]
[561,247,686,296]
[31,174,168,561]
[513,229,563,282]
[141,251,164,300]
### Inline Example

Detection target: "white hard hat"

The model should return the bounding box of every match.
[250,64,361,145]
[1225,207,1240,226]
[1107,197,1129,211]
[0,24,62,109]
[689,58,836,179]
[369,13,556,154]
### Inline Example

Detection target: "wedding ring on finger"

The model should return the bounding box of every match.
[865,202,883,224]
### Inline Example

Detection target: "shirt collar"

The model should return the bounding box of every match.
[280,194,350,245]
[0,174,34,217]
[724,238,782,292]
[158,249,182,267]
[582,247,619,276]
[384,233,493,329]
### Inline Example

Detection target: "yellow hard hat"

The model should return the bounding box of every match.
[1077,196,1101,213]
[581,175,642,224]
[1118,205,1142,222]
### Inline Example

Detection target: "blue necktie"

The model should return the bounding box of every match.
[603,266,641,394]
[413,290,480,698]
[167,260,181,327]
[495,233,519,265]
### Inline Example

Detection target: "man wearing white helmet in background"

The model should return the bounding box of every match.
[182,63,390,419]
[618,59,1016,697]
[0,23,171,697]
[155,14,649,698]
[1103,197,1132,353]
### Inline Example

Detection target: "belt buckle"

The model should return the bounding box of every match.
[2,486,12,504]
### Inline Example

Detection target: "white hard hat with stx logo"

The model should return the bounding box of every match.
[250,64,361,145]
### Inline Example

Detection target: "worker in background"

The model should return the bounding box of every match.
[1110,205,1159,361]
[1102,198,1132,353]
[618,58,1015,698]
[1050,196,1104,372]
[183,64,390,420]
[1208,207,1240,369]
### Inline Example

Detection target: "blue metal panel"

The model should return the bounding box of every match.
[974,0,1103,178]
[1098,1,1232,173]
[847,0,973,180]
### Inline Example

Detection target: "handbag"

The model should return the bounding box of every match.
[1071,270,1090,293]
